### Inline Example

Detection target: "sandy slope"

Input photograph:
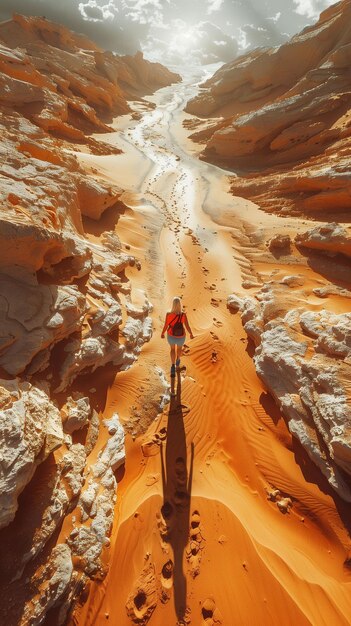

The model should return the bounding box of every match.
[71,70,351,626]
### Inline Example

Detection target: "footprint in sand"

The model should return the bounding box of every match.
[161,501,173,523]
[157,427,167,441]
[145,473,160,486]
[126,562,157,625]
[176,607,192,626]
[160,559,174,604]
[141,427,167,457]
[186,510,204,578]
[174,457,190,506]
[157,500,174,547]
[213,318,223,327]
[161,559,173,588]
[201,598,223,625]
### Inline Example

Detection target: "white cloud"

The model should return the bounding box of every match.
[207,0,224,14]
[238,22,278,51]
[237,26,249,50]
[293,0,333,20]
[267,11,281,23]
[79,0,117,22]
[121,0,164,25]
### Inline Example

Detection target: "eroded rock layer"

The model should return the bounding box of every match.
[0,14,180,141]
[186,0,351,218]
[0,14,178,626]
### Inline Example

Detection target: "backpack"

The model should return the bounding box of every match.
[171,314,184,337]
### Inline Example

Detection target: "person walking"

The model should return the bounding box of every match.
[161,296,194,377]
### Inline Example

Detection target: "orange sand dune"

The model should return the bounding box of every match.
[71,72,351,626]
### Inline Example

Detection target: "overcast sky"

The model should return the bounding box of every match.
[0,0,338,65]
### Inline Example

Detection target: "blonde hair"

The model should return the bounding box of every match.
[171,296,182,314]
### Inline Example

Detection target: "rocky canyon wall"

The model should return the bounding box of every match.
[186,1,351,499]
[0,14,179,626]
[187,0,351,218]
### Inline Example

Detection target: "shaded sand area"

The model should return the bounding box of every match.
[71,69,351,625]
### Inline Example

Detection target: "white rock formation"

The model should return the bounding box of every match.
[0,378,63,529]
[19,544,73,626]
[18,444,87,578]
[62,394,92,434]
[101,414,126,472]
[313,285,351,299]
[122,316,153,350]
[69,413,125,576]
[228,285,351,500]
[0,268,87,376]
[280,275,305,288]
[56,336,135,392]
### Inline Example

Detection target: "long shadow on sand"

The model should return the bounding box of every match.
[160,370,194,625]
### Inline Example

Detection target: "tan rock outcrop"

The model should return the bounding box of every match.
[295,223,351,257]
[0,15,180,140]
[0,111,150,392]
[19,443,87,576]
[77,178,123,221]
[267,234,291,253]
[186,0,351,218]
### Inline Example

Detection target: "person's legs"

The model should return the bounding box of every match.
[170,345,176,365]
[176,344,182,366]
[170,345,176,378]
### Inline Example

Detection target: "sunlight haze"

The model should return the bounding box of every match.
[0,0,337,64]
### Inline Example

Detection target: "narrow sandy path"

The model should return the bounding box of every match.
[73,72,351,626]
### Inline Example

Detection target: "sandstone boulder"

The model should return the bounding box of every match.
[77,178,123,221]
[267,234,291,252]
[100,414,126,473]
[295,223,351,257]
